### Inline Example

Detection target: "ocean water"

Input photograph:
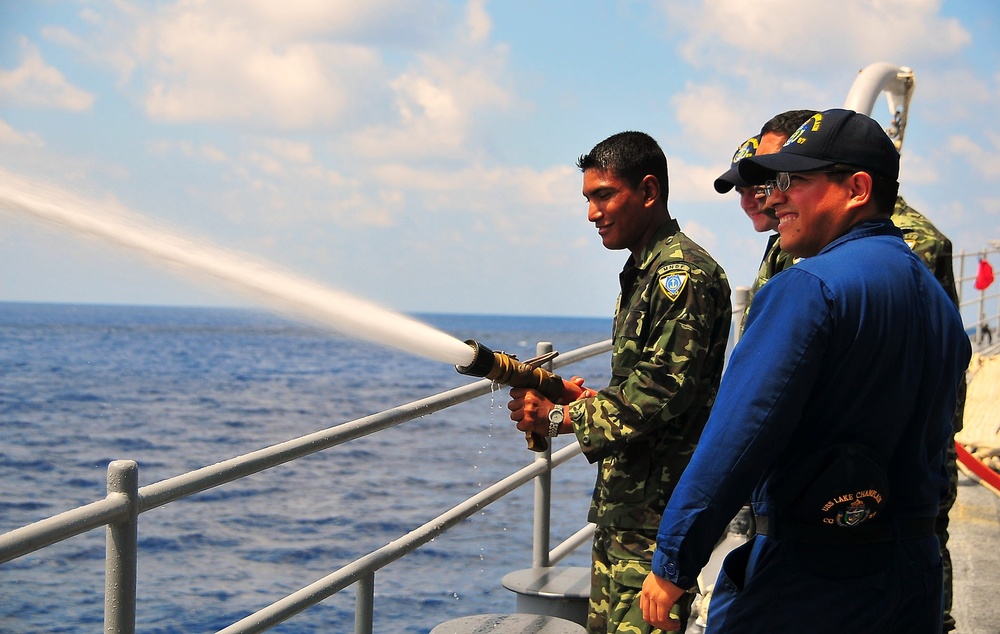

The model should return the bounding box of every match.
[0,302,612,633]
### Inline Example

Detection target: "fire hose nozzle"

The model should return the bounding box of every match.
[456,339,564,452]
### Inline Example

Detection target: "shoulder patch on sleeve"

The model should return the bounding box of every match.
[658,269,689,301]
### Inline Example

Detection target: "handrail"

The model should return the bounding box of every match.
[955,245,1000,352]
[218,441,585,634]
[6,268,989,632]
[140,339,612,513]
[0,494,129,563]
[0,337,613,634]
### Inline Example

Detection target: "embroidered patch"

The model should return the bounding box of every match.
[731,136,759,163]
[658,272,688,301]
[819,488,884,527]
[660,262,690,272]
[905,238,917,250]
[786,113,823,147]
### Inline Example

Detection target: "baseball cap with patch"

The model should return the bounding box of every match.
[737,108,899,185]
[713,134,760,194]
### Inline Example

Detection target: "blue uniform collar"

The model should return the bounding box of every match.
[816,217,903,257]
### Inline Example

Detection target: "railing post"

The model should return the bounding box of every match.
[978,249,988,347]
[105,460,138,634]
[532,341,554,568]
[354,571,375,634]
[957,249,966,308]
[732,287,749,346]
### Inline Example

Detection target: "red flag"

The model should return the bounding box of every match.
[975,259,994,291]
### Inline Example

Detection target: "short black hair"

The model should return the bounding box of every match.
[826,163,900,215]
[577,131,669,202]
[760,110,819,138]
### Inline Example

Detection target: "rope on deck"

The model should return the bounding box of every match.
[956,353,1000,496]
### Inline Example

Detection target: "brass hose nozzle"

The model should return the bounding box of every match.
[456,339,563,451]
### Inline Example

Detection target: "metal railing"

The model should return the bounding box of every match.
[7,252,991,633]
[956,244,1000,354]
[0,340,611,634]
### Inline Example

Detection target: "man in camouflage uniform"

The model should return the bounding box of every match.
[508,131,731,634]
[712,110,817,334]
[892,196,964,633]
[703,112,818,570]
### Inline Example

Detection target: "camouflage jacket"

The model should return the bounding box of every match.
[739,233,797,335]
[892,196,959,306]
[567,219,731,529]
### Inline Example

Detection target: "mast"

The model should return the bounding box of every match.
[843,62,915,152]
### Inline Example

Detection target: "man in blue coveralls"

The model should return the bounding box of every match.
[639,109,971,633]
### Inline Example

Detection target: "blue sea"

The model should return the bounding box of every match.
[0,302,613,633]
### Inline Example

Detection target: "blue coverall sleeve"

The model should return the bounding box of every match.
[651,267,835,589]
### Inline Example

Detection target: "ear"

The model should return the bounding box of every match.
[640,174,660,206]
[844,171,873,210]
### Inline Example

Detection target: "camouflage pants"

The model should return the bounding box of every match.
[589,525,692,634]
[940,437,958,632]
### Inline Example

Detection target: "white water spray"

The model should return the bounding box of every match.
[0,168,475,367]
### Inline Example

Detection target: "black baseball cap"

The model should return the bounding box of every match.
[713,134,760,193]
[737,108,899,184]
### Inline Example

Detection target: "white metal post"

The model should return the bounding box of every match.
[105,459,139,634]
[355,571,375,634]
[532,341,554,568]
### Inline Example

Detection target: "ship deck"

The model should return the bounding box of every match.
[950,471,1000,634]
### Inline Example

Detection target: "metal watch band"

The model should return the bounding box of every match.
[548,405,563,437]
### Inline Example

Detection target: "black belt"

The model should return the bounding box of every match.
[754,514,936,545]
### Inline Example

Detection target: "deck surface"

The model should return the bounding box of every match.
[950,472,1000,634]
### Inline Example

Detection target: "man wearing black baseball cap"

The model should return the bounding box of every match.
[737,108,902,258]
[640,108,970,632]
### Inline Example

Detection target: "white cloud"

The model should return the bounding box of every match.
[898,150,939,186]
[201,145,229,163]
[672,83,758,161]
[351,55,513,159]
[348,5,516,162]
[44,0,518,167]
[948,132,1000,179]
[680,218,718,254]
[44,1,403,128]
[262,139,313,164]
[914,67,999,122]
[666,156,730,204]
[0,119,44,147]
[0,38,94,111]
[143,35,376,128]
[465,0,492,44]
[667,0,970,73]
[657,0,976,184]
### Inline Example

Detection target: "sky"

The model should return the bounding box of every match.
[2,0,999,322]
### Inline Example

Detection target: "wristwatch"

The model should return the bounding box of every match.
[547,405,564,437]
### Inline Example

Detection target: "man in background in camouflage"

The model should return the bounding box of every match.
[508,131,731,634]
[892,195,964,633]
[713,110,817,334]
